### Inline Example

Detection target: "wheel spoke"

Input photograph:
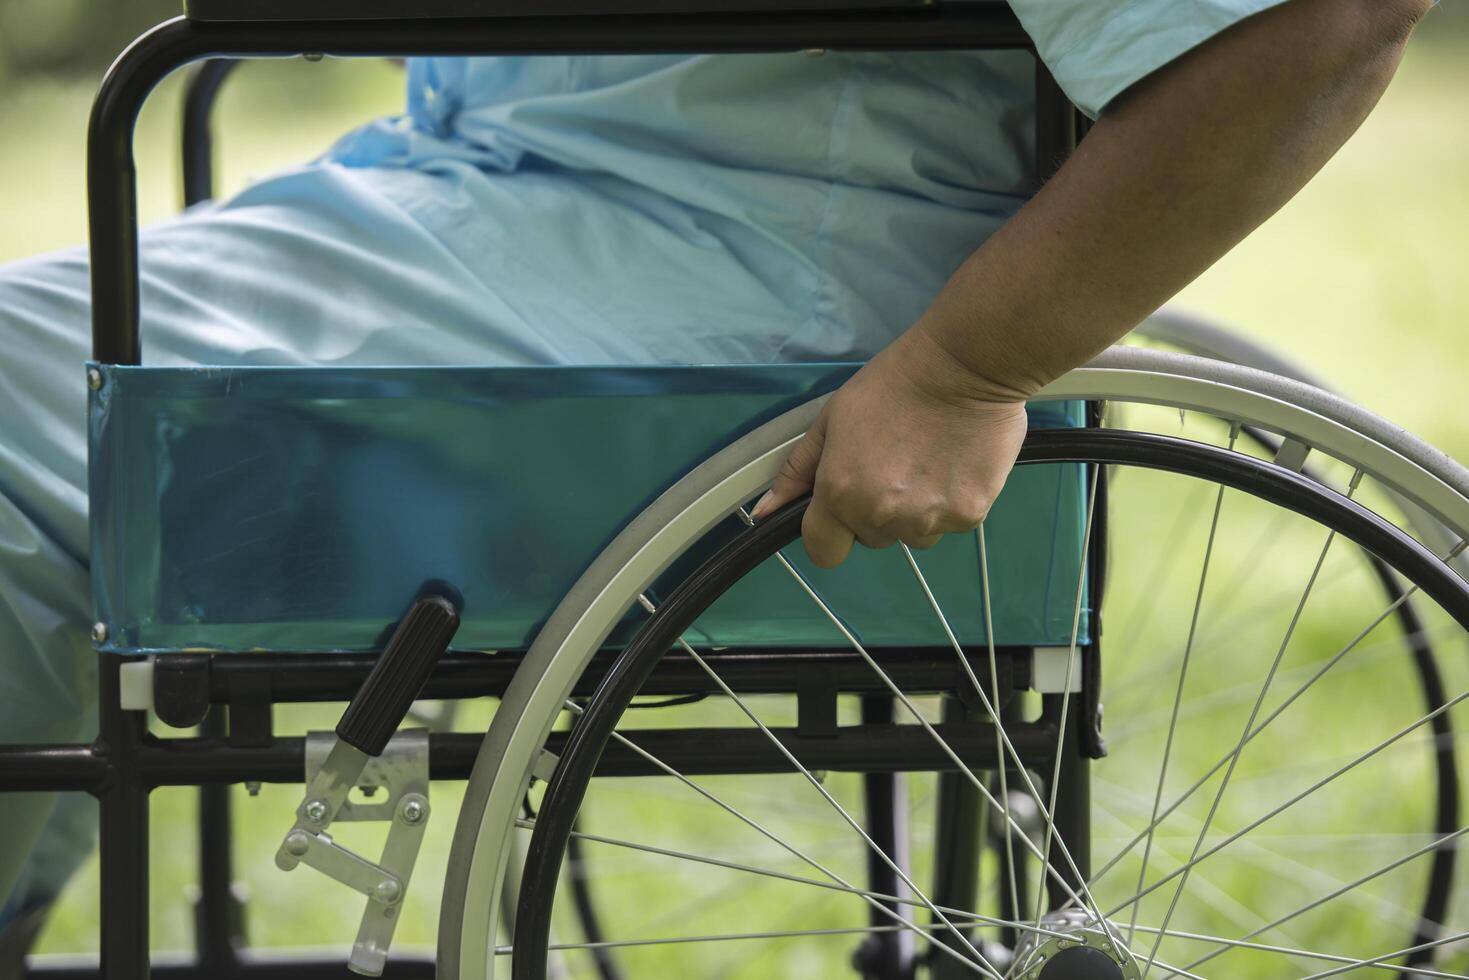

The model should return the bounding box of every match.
[1100,778,1434,936]
[1139,492,1345,979]
[737,504,1115,945]
[1294,930,1469,979]
[538,821,1074,940]
[1176,824,1469,974]
[634,591,1005,978]
[1103,683,1469,923]
[897,470,1135,978]
[1125,922,1469,978]
[978,524,1020,941]
[1091,536,1467,892]
[1023,465,1138,976]
[1104,618,1461,747]
[1131,432,1234,948]
[1110,480,1212,672]
[497,921,998,955]
[563,699,1002,978]
[900,534,1108,943]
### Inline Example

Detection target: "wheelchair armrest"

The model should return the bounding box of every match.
[184,0,956,23]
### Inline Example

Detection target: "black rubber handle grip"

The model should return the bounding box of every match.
[336,594,461,756]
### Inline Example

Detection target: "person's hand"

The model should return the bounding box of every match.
[750,326,1028,568]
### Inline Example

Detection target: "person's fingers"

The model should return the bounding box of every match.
[901,533,944,550]
[751,408,828,521]
[928,494,996,534]
[801,497,856,568]
[855,530,899,550]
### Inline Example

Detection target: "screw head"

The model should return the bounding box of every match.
[90,622,108,644]
[284,830,310,856]
[400,797,426,824]
[87,368,103,391]
[304,799,329,824]
[374,879,401,903]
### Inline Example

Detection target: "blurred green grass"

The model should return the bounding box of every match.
[1,16,1466,974]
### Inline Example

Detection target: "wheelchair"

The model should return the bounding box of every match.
[4,2,1469,978]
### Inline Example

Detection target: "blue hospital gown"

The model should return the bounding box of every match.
[0,0,1286,927]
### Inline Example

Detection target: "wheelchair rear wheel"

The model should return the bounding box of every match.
[439,348,1469,979]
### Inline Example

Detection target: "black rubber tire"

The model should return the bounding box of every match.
[513,428,1469,979]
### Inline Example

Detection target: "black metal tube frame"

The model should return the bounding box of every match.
[0,644,1035,794]
[180,59,239,207]
[6,700,1051,792]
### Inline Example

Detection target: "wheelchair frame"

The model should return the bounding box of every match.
[0,4,1103,977]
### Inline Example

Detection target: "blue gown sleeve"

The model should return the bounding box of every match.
[1007,0,1293,118]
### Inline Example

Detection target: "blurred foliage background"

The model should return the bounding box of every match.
[0,0,177,79]
[1,0,1467,968]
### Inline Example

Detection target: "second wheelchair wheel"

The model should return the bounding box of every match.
[439,348,1469,980]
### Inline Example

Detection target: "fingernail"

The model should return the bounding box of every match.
[750,490,776,520]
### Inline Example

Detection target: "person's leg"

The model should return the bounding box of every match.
[0,149,950,942]
[0,161,584,935]
[0,246,98,928]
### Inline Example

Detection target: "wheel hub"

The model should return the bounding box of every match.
[1012,911,1138,980]
[1037,945,1126,980]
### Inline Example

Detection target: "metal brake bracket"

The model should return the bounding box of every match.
[271,592,459,976]
[275,730,431,976]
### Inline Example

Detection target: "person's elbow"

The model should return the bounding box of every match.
[1352,0,1432,53]
[1302,0,1433,99]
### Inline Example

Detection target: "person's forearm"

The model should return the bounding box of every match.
[915,0,1431,402]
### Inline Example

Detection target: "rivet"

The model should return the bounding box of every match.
[87,368,103,391]
[284,830,310,856]
[91,622,108,644]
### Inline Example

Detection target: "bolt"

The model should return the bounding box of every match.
[244,781,262,797]
[304,799,329,824]
[400,797,426,824]
[374,879,401,903]
[90,622,108,644]
[284,830,310,856]
[87,368,103,391]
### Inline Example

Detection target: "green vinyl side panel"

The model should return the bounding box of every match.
[87,363,1090,654]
